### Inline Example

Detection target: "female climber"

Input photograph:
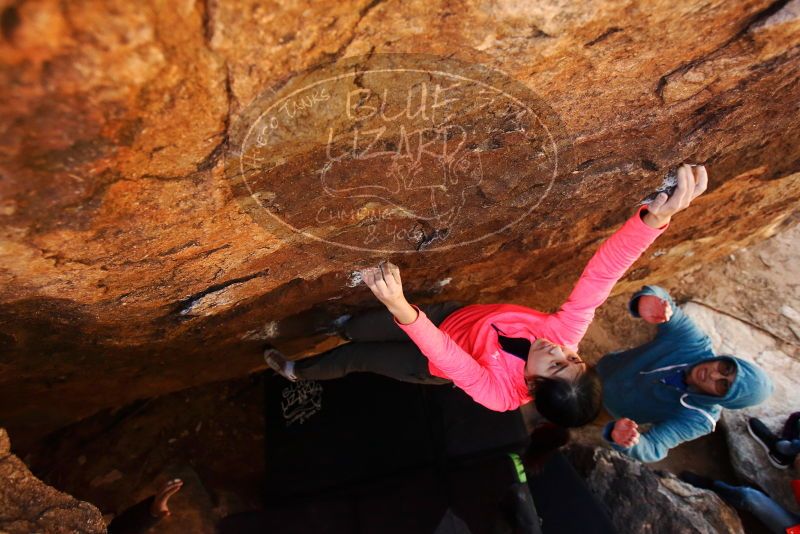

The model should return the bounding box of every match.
[265,163,708,427]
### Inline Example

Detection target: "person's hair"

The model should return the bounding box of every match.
[531,366,602,428]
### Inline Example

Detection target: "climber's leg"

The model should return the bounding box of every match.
[293,341,450,385]
[343,301,463,342]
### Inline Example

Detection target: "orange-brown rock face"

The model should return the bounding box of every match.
[0,428,106,533]
[1,0,799,447]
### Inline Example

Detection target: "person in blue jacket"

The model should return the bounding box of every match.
[597,285,773,463]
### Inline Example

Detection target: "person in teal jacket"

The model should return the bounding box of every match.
[597,285,773,463]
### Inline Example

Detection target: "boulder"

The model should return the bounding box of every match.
[0,428,106,534]
[565,444,744,534]
[682,302,800,512]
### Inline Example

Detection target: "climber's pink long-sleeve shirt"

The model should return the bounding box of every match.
[394,207,667,412]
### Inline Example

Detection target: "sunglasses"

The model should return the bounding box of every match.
[715,360,737,396]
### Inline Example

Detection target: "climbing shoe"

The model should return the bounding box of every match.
[264,346,298,382]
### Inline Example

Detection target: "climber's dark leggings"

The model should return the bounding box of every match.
[293,302,463,384]
[710,481,800,534]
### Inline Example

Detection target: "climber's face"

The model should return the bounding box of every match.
[524,338,586,381]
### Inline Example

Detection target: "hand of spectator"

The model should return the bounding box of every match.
[638,295,673,324]
[611,418,640,448]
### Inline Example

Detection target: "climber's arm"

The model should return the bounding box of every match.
[359,263,517,411]
[545,164,708,348]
